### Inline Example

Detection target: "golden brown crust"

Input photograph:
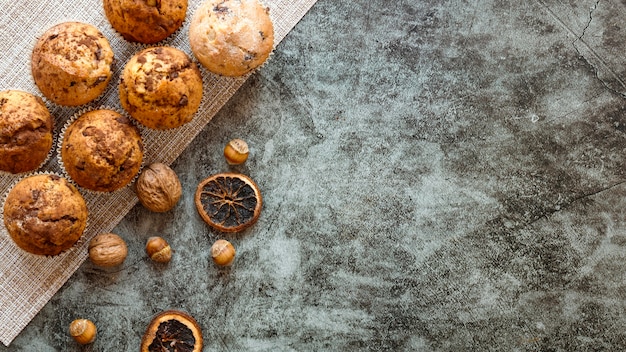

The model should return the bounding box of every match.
[3,174,88,256]
[103,0,188,44]
[61,109,144,192]
[119,46,203,130]
[189,0,274,76]
[31,22,114,106]
[0,90,53,173]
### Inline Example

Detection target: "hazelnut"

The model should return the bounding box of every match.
[223,139,249,165]
[146,236,172,263]
[136,163,182,213]
[69,318,97,345]
[211,239,235,266]
[88,233,128,267]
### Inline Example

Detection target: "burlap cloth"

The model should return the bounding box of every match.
[0,0,317,346]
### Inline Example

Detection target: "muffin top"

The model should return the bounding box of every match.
[31,22,114,106]
[61,109,144,192]
[119,46,203,130]
[0,90,53,174]
[103,0,188,44]
[3,174,88,256]
[189,0,274,76]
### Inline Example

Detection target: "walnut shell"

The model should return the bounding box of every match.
[88,233,128,267]
[136,163,182,212]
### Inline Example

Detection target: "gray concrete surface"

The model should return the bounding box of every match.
[4,0,626,350]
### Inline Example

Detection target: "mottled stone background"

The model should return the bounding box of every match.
[4,0,626,350]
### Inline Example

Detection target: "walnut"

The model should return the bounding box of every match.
[135,163,182,212]
[88,233,128,267]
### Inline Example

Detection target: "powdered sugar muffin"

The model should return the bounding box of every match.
[103,0,188,44]
[0,90,53,173]
[61,109,144,192]
[31,22,114,106]
[119,46,203,129]
[189,0,274,76]
[4,174,88,256]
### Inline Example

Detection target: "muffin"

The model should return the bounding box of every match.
[119,46,203,130]
[61,109,144,192]
[189,0,274,76]
[103,0,188,44]
[31,22,114,106]
[0,90,53,173]
[3,174,88,256]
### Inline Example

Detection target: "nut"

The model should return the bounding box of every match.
[223,139,249,165]
[88,233,128,267]
[146,236,172,263]
[136,163,182,212]
[69,318,97,345]
[211,239,235,266]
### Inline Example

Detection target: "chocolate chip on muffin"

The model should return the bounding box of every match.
[119,46,203,130]
[61,109,144,192]
[3,174,88,256]
[103,0,188,44]
[189,0,274,76]
[31,22,114,106]
[0,90,53,174]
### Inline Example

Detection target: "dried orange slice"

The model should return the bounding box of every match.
[195,172,262,233]
[140,310,203,352]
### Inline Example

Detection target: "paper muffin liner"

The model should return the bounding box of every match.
[57,105,146,195]
[103,0,191,47]
[117,47,205,131]
[188,0,276,78]
[1,171,91,257]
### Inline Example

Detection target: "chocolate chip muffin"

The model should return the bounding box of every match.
[61,109,144,192]
[31,22,114,106]
[0,90,53,174]
[189,0,274,76]
[119,46,203,130]
[103,0,188,44]
[4,174,88,256]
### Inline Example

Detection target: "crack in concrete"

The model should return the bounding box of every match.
[536,0,626,99]
[574,0,600,45]
[567,179,626,206]
[572,1,626,99]
[509,178,626,235]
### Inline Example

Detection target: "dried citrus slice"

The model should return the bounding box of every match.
[140,310,203,352]
[195,172,262,233]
